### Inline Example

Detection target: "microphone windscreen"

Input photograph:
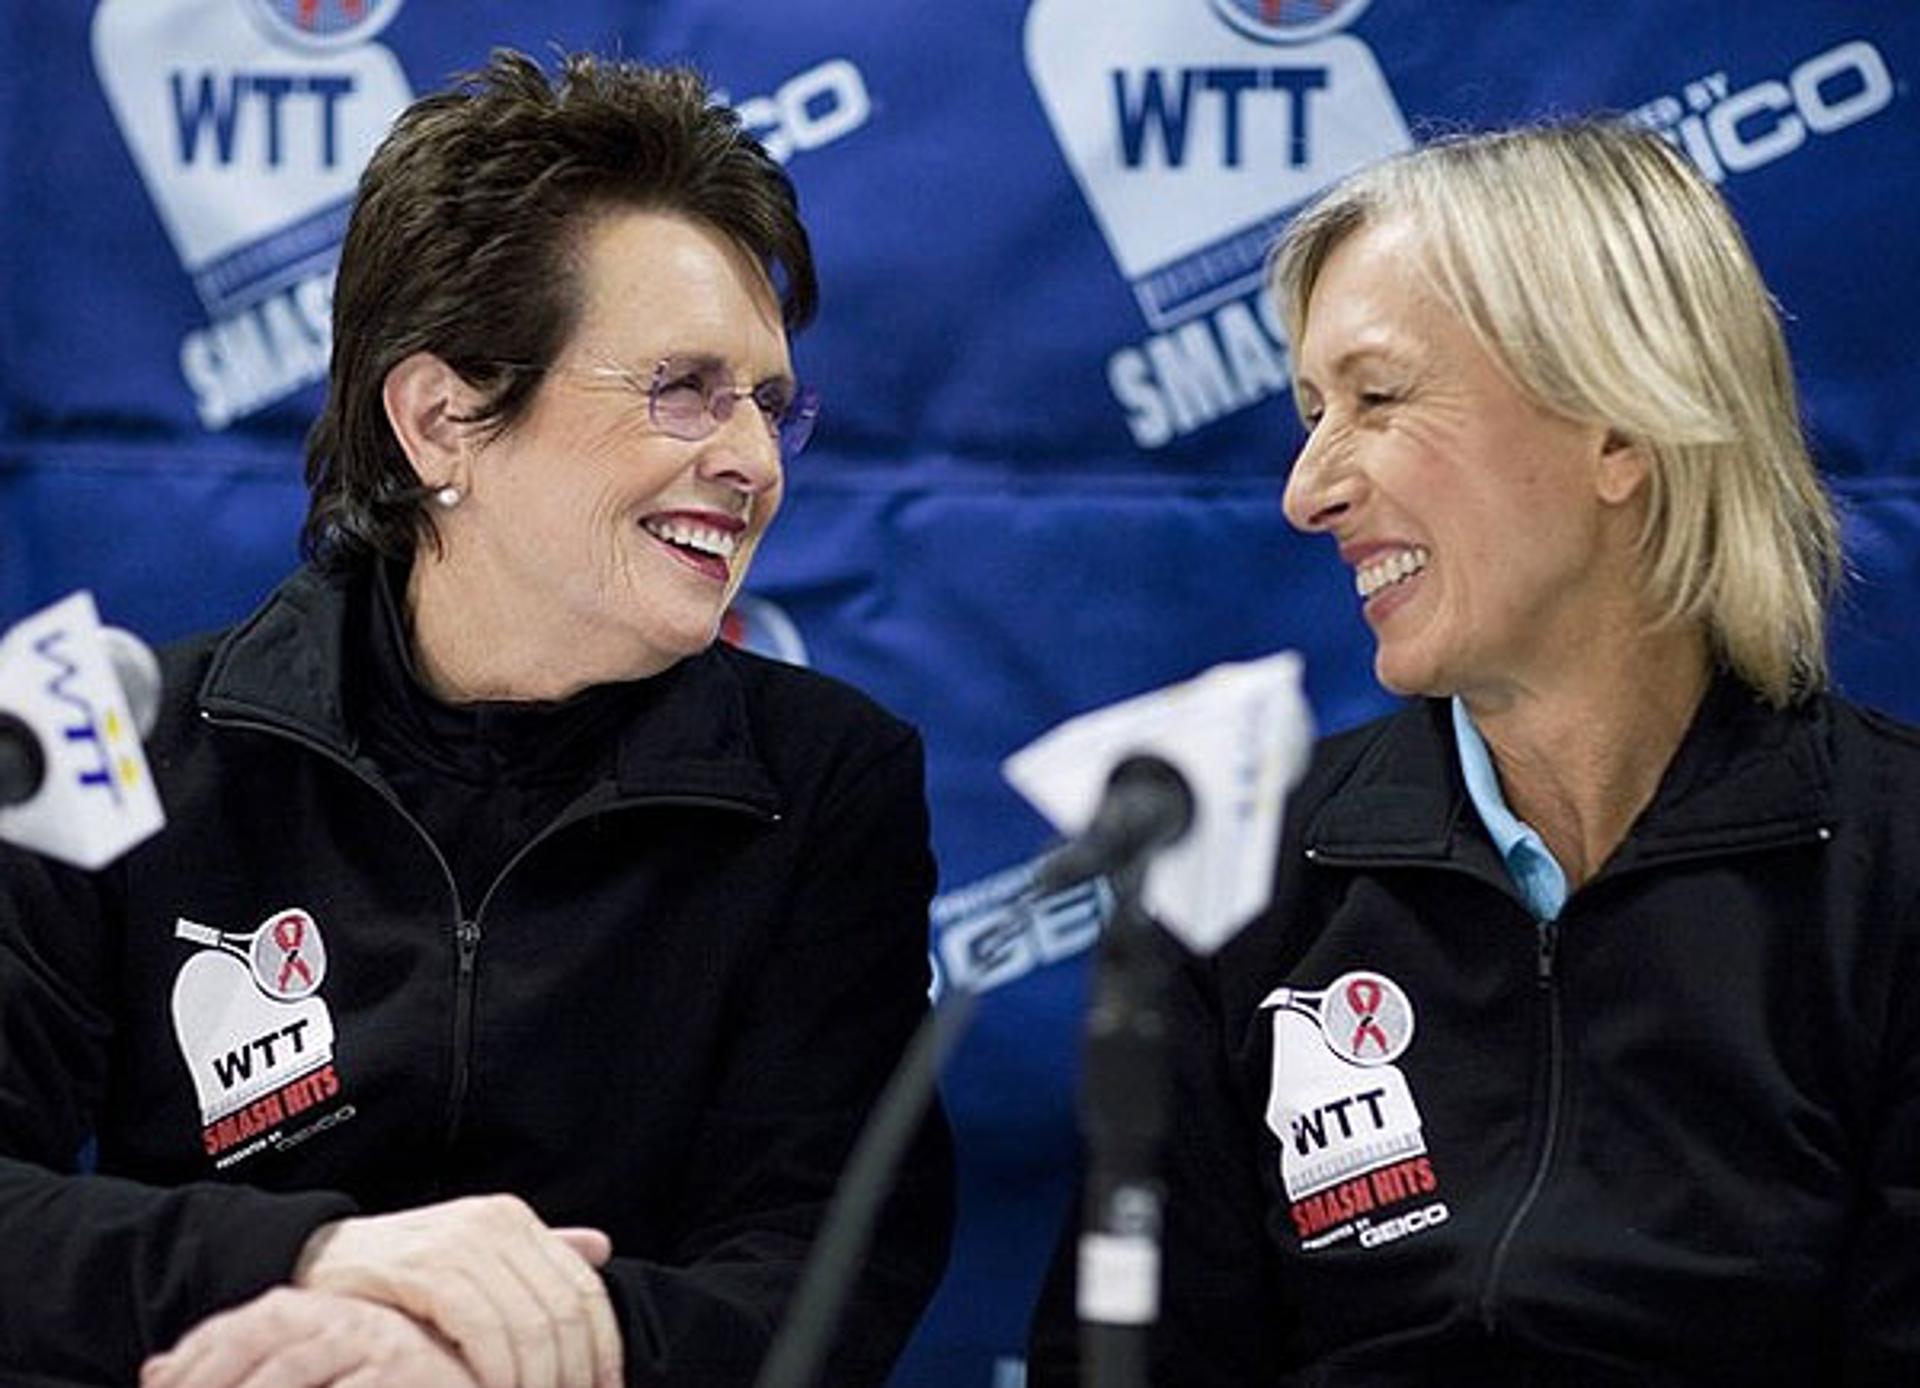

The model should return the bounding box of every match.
[0,712,47,806]
[102,627,162,737]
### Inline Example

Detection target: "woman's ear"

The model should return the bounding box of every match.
[1595,429,1651,508]
[383,352,478,492]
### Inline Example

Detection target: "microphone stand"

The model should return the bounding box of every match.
[1021,753,1190,1388]
[1076,848,1181,1387]
[751,984,979,1388]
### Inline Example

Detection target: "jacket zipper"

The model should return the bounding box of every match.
[1305,843,1570,1337]
[202,712,477,1155]
[434,791,777,1151]
[446,918,481,1146]
[1478,916,1562,1333]
[1306,824,1829,1336]
[203,710,774,1157]
[436,817,585,1154]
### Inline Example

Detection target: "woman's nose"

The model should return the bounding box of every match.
[698,401,783,494]
[1281,425,1355,535]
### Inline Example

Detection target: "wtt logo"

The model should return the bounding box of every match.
[169,71,363,170]
[92,0,415,430]
[1024,0,1408,448]
[1113,67,1329,172]
[0,592,165,869]
[35,632,128,800]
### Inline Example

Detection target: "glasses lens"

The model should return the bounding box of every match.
[649,359,816,456]
[779,386,821,459]
[649,360,717,440]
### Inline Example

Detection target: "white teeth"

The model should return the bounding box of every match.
[643,517,738,559]
[1354,546,1430,599]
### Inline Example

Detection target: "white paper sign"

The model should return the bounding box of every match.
[1003,652,1313,954]
[0,592,167,869]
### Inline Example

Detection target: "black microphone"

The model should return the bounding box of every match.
[0,712,47,806]
[1037,754,1194,891]
[1062,756,1195,1388]
[0,627,162,808]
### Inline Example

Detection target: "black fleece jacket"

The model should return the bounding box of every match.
[1032,676,1920,1386]
[0,564,953,1387]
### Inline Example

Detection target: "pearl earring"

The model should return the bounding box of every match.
[432,485,463,510]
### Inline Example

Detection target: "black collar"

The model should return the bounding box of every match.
[198,564,781,815]
[1304,674,1834,877]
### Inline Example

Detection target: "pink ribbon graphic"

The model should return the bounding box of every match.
[1346,977,1389,1057]
[272,914,314,993]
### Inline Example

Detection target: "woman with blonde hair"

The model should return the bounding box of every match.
[1032,120,1918,1386]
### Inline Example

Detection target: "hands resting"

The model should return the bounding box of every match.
[139,1291,480,1388]
[140,1194,624,1388]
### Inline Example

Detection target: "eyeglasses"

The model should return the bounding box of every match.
[541,355,821,460]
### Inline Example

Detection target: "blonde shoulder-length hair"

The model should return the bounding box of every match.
[1270,120,1840,708]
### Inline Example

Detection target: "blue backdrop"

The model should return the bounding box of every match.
[4,3,1918,1383]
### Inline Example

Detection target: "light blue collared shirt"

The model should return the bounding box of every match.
[1450,698,1569,921]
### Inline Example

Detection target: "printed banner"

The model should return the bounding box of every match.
[3,4,1917,1383]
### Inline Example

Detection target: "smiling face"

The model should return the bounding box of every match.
[409,208,794,698]
[1282,218,1643,705]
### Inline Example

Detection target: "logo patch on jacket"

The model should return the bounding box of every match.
[1262,970,1449,1252]
[170,908,352,1169]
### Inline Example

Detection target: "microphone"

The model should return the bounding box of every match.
[0,594,167,868]
[1036,755,1194,892]
[0,627,160,806]
[104,626,163,740]
[1002,655,1315,1388]
[1064,764,1187,1388]
[1003,651,1311,956]
[1022,755,1202,1388]
[0,712,46,807]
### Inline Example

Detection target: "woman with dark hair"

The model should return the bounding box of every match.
[0,50,950,1388]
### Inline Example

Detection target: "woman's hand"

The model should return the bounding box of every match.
[140,1286,482,1388]
[288,1195,623,1388]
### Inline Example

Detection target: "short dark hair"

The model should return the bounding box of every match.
[302,48,818,570]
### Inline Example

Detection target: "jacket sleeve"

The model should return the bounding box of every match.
[599,724,955,1388]
[1843,894,1920,1385]
[0,841,355,1385]
[1026,945,1287,1387]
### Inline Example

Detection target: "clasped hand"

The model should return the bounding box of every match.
[140,1194,623,1388]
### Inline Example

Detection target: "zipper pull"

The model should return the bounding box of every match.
[455,919,480,975]
[1536,919,1558,984]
